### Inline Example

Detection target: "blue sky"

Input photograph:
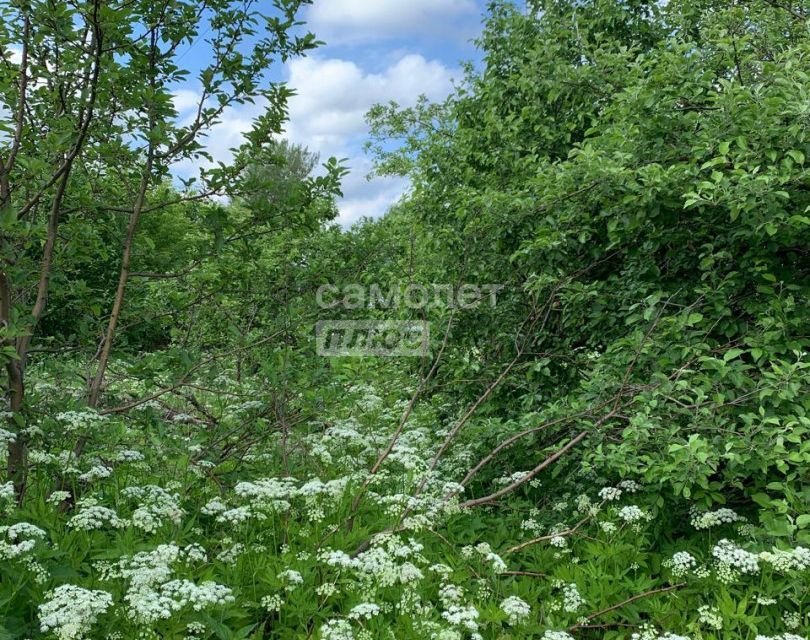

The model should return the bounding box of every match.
[172,0,490,227]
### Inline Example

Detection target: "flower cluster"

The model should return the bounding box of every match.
[107,544,233,623]
[598,486,622,501]
[690,508,744,530]
[712,539,760,582]
[123,485,184,533]
[67,502,126,531]
[663,551,697,577]
[320,619,354,640]
[758,546,810,573]
[348,602,381,620]
[38,585,113,640]
[54,410,106,433]
[499,595,531,625]
[618,505,648,523]
[697,605,723,630]
[1,521,47,560]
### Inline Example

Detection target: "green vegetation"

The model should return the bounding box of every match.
[0,1,808,639]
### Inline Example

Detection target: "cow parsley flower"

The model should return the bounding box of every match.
[348,603,380,620]
[78,465,112,483]
[67,504,126,531]
[320,619,354,640]
[442,604,480,632]
[114,544,233,623]
[618,505,646,523]
[561,582,585,612]
[277,569,304,591]
[1,521,46,559]
[160,580,234,612]
[316,583,338,598]
[234,477,297,512]
[472,542,507,572]
[399,561,424,583]
[261,594,284,612]
[500,596,531,625]
[7,522,46,540]
[781,611,801,630]
[598,487,622,501]
[691,508,744,530]
[319,549,356,568]
[618,480,641,492]
[664,551,697,577]
[47,491,71,505]
[201,498,227,515]
[216,542,244,565]
[55,410,106,433]
[39,585,113,640]
[711,539,759,580]
[600,521,617,534]
[124,485,183,533]
[0,481,14,502]
[186,621,207,636]
[758,547,810,572]
[630,626,691,640]
[429,563,453,578]
[114,449,144,462]
[698,605,723,630]
[216,506,254,525]
[183,543,207,563]
[439,584,464,605]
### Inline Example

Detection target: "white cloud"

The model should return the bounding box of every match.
[284,54,454,155]
[281,54,455,224]
[171,89,201,115]
[306,0,478,44]
[333,157,409,226]
[171,53,457,225]
[170,96,263,180]
[8,46,22,65]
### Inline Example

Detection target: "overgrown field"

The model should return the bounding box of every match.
[2,363,808,639]
[1,0,809,638]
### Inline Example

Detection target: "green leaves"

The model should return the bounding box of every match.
[786,149,805,165]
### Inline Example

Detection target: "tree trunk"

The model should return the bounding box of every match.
[87,162,152,408]
[1,271,25,499]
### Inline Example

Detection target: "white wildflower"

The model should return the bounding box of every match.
[500,596,531,625]
[758,547,810,572]
[47,491,71,505]
[0,481,14,501]
[711,539,759,579]
[277,569,304,591]
[599,487,622,501]
[664,551,697,577]
[558,582,585,612]
[697,605,723,630]
[261,594,284,612]
[39,585,113,640]
[348,603,380,620]
[320,619,354,640]
[67,505,126,531]
[618,505,646,523]
[691,508,744,530]
[78,465,112,483]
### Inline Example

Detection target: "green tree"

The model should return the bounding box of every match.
[367,0,810,534]
[0,0,324,496]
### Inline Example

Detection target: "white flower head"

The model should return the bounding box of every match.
[39,585,113,640]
